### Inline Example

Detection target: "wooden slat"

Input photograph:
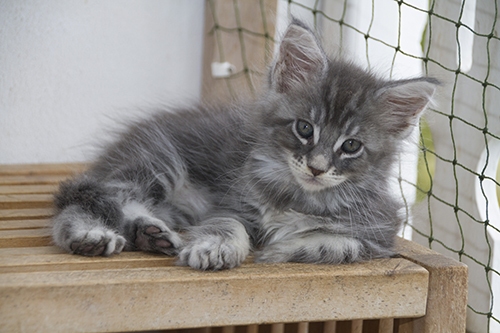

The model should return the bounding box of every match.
[323,321,337,333]
[397,318,415,333]
[351,320,363,333]
[222,325,235,333]
[0,174,70,186]
[246,324,259,333]
[0,219,50,230]
[0,228,52,248]
[0,162,88,176]
[0,194,53,209]
[0,246,65,256]
[0,251,176,273]
[378,318,394,333]
[0,184,59,195]
[0,208,53,220]
[0,258,428,332]
[271,324,284,333]
[297,322,309,333]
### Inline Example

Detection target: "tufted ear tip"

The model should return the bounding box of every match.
[270,20,328,94]
[377,78,439,136]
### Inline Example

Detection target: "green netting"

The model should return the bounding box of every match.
[206,0,276,98]
[207,0,499,330]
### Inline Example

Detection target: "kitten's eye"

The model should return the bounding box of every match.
[341,139,362,154]
[296,120,314,139]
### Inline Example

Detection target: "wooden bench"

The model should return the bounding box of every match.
[0,163,468,333]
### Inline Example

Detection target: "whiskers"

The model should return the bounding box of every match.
[335,178,399,247]
[239,154,296,206]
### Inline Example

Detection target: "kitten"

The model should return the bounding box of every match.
[52,20,438,270]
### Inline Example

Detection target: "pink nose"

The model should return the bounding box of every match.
[308,166,325,177]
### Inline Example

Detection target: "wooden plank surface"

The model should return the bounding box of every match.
[0,249,177,273]
[0,228,52,248]
[0,184,59,195]
[0,162,88,176]
[0,162,470,333]
[0,219,50,230]
[0,193,53,209]
[0,174,70,186]
[0,257,429,332]
[0,246,65,256]
[0,207,54,221]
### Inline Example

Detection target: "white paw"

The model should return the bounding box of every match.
[256,235,362,264]
[178,235,249,270]
[68,227,126,257]
[52,206,126,257]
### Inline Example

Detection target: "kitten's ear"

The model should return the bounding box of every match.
[271,21,328,93]
[377,78,439,136]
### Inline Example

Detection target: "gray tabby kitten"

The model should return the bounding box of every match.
[52,20,437,270]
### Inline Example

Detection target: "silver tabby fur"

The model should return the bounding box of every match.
[52,20,438,270]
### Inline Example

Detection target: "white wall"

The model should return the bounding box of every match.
[0,0,205,164]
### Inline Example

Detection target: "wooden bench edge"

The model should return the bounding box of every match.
[395,237,468,333]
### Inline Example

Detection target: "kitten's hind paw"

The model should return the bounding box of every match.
[133,224,183,256]
[70,228,126,257]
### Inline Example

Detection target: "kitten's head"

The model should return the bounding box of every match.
[257,20,438,193]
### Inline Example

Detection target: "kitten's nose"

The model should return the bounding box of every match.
[308,166,325,177]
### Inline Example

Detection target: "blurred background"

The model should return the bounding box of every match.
[0,0,205,164]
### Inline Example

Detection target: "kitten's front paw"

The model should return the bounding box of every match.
[69,228,126,257]
[255,236,363,264]
[178,236,248,271]
[254,246,291,264]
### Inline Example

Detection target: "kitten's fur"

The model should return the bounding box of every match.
[52,20,438,270]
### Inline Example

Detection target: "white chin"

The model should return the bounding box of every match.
[295,175,346,192]
[296,177,330,192]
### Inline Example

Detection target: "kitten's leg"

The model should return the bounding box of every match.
[52,176,127,256]
[178,218,250,270]
[52,205,126,256]
[120,201,183,256]
[255,232,392,264]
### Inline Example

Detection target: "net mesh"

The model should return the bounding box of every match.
[205,0,499,330]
